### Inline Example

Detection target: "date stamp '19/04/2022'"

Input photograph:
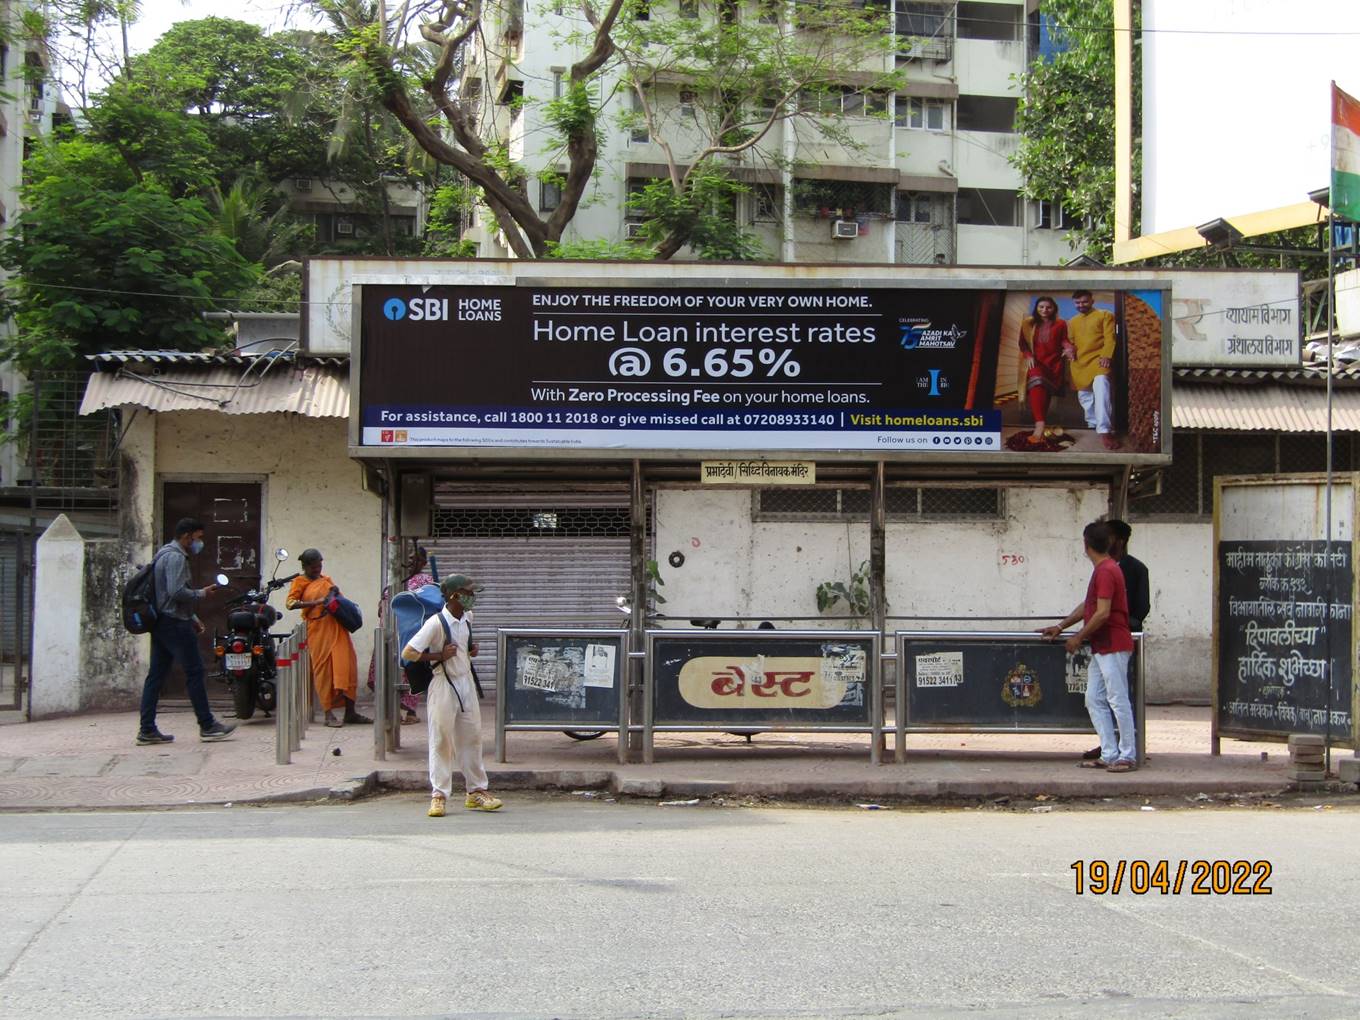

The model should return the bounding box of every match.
[1071,860,1273,896]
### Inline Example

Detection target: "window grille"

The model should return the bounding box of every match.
[754,485,1003,521]
[1129,431,1354,521]
[432,506,631,539]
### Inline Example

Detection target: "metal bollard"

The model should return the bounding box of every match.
[275,631,293,765]
[291,624,305,753]
[297,627,310,737]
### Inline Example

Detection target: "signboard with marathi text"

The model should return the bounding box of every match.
[701,461,815,484]
[344,262,1172,464]
[1166,270,1300,368]
[1213,476,1358,749]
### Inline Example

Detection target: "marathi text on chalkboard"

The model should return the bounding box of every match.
[1217,540,1353,741]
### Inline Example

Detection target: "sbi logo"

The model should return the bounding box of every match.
[382,297,449,322]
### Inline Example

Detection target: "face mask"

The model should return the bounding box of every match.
[190,539,204,555]
[457,592,476,610]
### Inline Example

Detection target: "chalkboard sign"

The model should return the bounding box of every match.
[899,634,1111,731]
[648,632,877,729]
[497,630,627,728]
[1216,540,1354,743]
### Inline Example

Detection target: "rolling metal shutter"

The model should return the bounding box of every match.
[425,488,632,686]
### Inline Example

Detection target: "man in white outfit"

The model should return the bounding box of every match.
[402,574,503,817]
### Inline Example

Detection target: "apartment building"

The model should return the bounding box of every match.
[464,0,1078,266]
[0,0,61,492]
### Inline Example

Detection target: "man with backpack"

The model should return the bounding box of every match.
[136,517,237,746]
[401,574,502,817]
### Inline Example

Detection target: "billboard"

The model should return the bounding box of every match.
[1140,1,1359,237]
[356,277,1169,460]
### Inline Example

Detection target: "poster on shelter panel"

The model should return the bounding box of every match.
[357,282,1166,458]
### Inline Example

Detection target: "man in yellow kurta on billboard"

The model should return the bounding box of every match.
[287,548,370,727]
[1068,290,1120,451]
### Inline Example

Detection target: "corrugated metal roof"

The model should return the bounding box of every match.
[79,363,349,417]
[1173,383,1360,432]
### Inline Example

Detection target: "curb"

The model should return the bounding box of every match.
[299,768,1334,806]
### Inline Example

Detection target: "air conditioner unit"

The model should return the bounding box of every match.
[624,221,648,241]
[832,219,860,239]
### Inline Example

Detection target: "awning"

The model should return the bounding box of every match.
[80,362,349,417]
[1172,382,1360,432]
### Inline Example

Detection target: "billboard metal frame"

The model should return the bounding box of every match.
[335,260,1174,469]
[495,627,631,765]
[643,627,884,764]
[894,630,1146,766]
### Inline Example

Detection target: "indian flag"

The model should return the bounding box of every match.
[1334,82,1360,223]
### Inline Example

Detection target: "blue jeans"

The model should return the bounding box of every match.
[1086,650,1135,764]
[140,617,216,732]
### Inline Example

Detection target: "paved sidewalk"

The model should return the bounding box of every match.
[3,702,1356,810]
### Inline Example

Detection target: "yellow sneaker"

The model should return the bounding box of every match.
[427,795,446,818]
[464,790,502,811]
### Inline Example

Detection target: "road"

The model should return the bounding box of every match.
[2,795,1358,1019]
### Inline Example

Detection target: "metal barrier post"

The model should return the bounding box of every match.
[1136,633,1147,767]
[291,624,305,753]
[373,625,387,761]
[275,630,293,765]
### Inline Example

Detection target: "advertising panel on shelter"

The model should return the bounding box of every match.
[357,281,1168,459]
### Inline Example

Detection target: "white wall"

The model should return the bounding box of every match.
[150,412,383,671]
[654,486,1212,702]
[1134,520,1213,703]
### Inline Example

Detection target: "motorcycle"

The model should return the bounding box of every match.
[214,548,298,720]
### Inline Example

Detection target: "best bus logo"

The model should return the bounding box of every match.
[382,296,450,322]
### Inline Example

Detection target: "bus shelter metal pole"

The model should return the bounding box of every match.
[870,461,886,766]
[374,624,387,762]
[495,629,507,763]
[1136,632,1147,767]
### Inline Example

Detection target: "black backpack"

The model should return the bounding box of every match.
[403,614,452,696]
[121,557,160,634]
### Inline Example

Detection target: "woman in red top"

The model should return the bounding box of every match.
[1016,295,1070,444]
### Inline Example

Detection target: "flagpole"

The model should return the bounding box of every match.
[1324,196,1334,777]
[1324,80,1337,774]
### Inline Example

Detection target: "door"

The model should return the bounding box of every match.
[160,482,263,703]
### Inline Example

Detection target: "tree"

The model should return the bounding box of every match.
[0,137,258,375]
[314,0,904,259]
[1011,0,1117,260]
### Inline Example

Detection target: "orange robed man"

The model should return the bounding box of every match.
[286,548,370,727]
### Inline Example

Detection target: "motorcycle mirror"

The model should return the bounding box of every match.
[215,573,230,587]
[275,548,289,562]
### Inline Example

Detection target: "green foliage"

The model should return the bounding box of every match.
[0,138,256,373]
[545,239,645,261]
[1011,0,1117,259]
[816,560,871,618]
[423,183,480,259]
[628,167,766,261]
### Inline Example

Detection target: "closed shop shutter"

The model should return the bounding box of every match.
[425,488,632,686]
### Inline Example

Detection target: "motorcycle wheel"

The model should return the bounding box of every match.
[256,679,277,713]
[233,675,257,720]
[563,730,606,741]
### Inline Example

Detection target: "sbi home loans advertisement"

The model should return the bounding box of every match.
[357,281,1168,458]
